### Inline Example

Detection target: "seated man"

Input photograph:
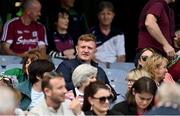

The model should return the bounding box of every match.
[88,1,126,63]
[1,0,47,57]
[56,34,117,101]
[28,71,84,115]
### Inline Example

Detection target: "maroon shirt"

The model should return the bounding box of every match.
[138,0,175,55]
[1,17,47,54]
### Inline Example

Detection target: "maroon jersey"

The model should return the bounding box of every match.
[1,17,47,54]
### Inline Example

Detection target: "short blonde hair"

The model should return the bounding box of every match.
[143,53,168,80]
[72,64,97,88]
[78,34,96,43]
[126,68,150,81]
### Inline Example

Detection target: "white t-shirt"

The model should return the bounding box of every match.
[96,34,125,63]
[29,88,44,110]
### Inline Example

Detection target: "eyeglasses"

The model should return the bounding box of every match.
[92,95,113,104]
[141,56,149,62]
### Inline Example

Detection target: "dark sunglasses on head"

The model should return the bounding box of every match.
[141,56,149,62]
[92,95,113,104]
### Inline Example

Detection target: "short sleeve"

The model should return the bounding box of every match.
[146,2,164,18]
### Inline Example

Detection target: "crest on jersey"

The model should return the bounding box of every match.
[32,31,38,37]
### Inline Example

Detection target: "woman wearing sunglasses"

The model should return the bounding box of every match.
[111,77,157,115]
[82,81,114,115]
[135,47,155,68]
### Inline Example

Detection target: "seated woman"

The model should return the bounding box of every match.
[134,47,155,68]
[82,81,114,115]
[3,49,47,84]
[126,68,150,91]
[16,59,55,111]
[65,64,97,105]
[143,53,175,86]
[111,77,157,115]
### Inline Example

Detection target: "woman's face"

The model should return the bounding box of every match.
[83,75,96,88]
[139,50,153,67]
[89,88,112,114]
[154,61,168,82]
[134,92,153,110]
[127,79,136,91]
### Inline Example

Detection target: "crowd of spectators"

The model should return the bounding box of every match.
[0,0,180,115]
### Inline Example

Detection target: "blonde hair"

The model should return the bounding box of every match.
[78,34,96,43]
[143,53,168,80]
[126,68,150,81]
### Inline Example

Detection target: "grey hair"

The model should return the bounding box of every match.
[156,83,180,108]
[72,64,97,88]
[0,86,16,114]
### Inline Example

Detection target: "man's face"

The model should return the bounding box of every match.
[48,78,67,103]
[98,8,114,27]
[76,40,96,63]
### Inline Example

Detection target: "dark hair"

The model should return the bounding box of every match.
[82,81,111,112]
[42,71,63,93]
[134,48,156,68]
[54,8,69,22]
[127,77,157,110]
[28,60,55,85]
[98,1,114,13]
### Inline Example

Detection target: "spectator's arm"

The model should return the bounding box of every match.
[145,14,175,57]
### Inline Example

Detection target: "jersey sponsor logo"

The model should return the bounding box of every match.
[32,31,38,37]
[16,36,38,45]
[24,30,30,33]
[17,30,23,34]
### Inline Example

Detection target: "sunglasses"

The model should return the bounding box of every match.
[92,95,113,104]
[141,56,149,62]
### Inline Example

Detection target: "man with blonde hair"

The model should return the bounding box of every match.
[56,33,117,101]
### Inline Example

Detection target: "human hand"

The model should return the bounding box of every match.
[69,98,82,116]
[163,43,176,58]
[63,49,75,59]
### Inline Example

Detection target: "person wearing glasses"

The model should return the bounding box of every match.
[126,68,151,91]
[82,81,114,115]
[134,47,155,68]
[111,77,157,115]
[56,33,117,101]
